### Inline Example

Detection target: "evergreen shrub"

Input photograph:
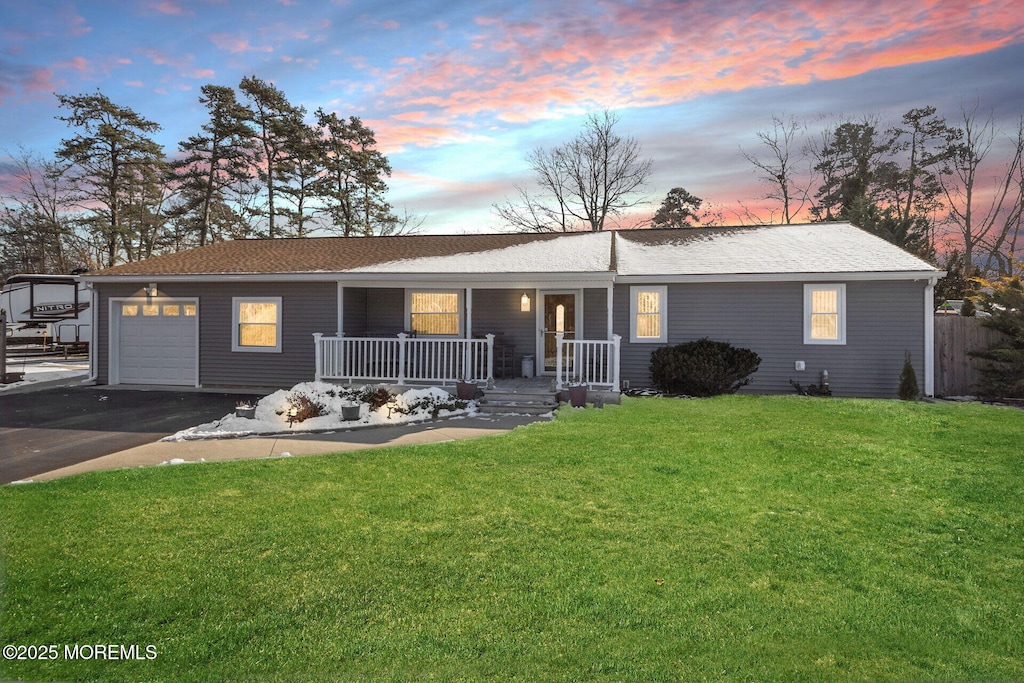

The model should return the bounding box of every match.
[649,338,761,397]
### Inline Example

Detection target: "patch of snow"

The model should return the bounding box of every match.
[158,457,207,466]
[614,224,936,276]
[0,360,88,391]
[349,232,611,273]
[162,381,477,441]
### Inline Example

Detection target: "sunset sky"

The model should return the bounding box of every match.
[2,0,1023,235]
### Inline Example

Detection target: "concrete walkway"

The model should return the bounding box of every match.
[28,414,549,482]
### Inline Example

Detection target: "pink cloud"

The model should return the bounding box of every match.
[371,0,1024,139]
[125,80,144,87]
[54,56,90,72]
[151,0,187,15]
[209,32,274,54]
[60,9,91,37]
[381,20,399,30]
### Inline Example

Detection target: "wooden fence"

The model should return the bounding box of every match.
[934,316,1007,397]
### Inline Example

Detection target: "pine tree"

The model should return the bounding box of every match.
[171,85,256,246]
[971,270,1024,399]
[898,351,919,400]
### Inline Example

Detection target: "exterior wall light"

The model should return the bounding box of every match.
[521,292,531,312]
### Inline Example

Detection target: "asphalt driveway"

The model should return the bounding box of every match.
[0,386,247,484]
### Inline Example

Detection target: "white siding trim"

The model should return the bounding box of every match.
[924,277,936,396]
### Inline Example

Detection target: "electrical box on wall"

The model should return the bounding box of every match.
[795,361,806,371]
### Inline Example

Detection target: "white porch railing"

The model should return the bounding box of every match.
[555,332,621,391]
[314,333,494,385]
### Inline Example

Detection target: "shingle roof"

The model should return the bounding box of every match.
[85,232,601,276]
[614,223,937,275]
[83,223,940,279]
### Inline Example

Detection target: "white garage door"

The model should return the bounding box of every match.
[116,300,198,385]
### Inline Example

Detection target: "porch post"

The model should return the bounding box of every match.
[606,284,614,340]
[465,288,473,338]
[486,333,495,389]
[337,282,345,336]
[611,334,621,392]
[313,333,323,382]
[397,332,408,385]
[555,331,564,391]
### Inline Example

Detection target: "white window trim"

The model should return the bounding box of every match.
[630,285,668,343]
[232,296,282,353]
[405,288,464,338]
[804,283,846,345]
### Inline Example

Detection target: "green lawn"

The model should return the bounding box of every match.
[1,396,1023,682]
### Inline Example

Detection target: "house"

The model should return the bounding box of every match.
[80,222,944,397]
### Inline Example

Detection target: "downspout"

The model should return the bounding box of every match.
[924,276,936,397]
[85,282,98,384]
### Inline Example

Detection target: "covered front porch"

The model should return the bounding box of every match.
[313,281,621,391]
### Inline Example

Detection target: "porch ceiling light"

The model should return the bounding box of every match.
[521,292,531,312]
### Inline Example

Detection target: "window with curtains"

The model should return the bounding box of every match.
[232,297,282,352]
[630,286,667,343]
[804,284,846,344]
[409,291,461,336]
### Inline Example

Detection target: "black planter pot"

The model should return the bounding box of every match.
[456,381,477,400]
[568,385,587,407]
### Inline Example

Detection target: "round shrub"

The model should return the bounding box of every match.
[649,338,762,397]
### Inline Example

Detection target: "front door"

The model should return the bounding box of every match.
[540,291,578,373]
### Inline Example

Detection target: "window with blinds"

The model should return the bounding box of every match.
[630,286,667,342]
[409,291,460,336]
[804,284,846,344]
[233,297,282,352]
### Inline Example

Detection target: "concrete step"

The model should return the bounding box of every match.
[479,389,559,416]
[482,390,556,403]
[477,402,557,416]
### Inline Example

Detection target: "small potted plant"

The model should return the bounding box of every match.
[567,379,588,408]
[235,401,257,419]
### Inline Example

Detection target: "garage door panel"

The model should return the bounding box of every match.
[117,300,198,386]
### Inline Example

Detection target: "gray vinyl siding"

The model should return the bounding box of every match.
[582,288,609,340]
[340,287,411,336]
[470,289,536,371]
[615,280,926,398]
[95,281,337,388]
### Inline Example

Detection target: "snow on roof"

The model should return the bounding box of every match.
[615,223,937,276]
[347,230,612,273]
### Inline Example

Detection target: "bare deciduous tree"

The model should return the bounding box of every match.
[741,115,815,224]
[940,103,1024,276]
[495,110,652,232]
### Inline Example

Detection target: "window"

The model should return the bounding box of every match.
[409,290,461,336]
[233,297,282,352]
[122,304,138,317]
[804,284,846,344]
[162,304,180,316]
[630,286,667,343]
